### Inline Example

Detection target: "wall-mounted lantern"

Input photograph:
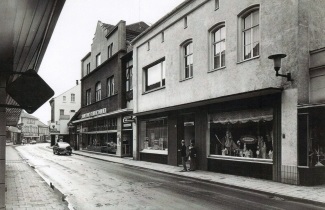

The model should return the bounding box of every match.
[268,54,293,82]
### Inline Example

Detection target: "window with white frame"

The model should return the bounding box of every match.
[126,60,133,91]
[182,41,193,79]
[144,58,166,92]
[86,89,91,105]
[211,25,226,70]
[95,82,101,101]
[96,53,101,67]
[107,76,115,97]
[108,43,113,58]
[71,93,75,102]
[240,7,259,61]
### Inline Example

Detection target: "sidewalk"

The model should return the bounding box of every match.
[5,145,69,210]
[71,149,325,207]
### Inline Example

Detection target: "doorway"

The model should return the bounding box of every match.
[177,113,195,165]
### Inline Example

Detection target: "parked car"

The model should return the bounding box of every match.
[101,142,117,154]
[30,140,37,144]
[53,142,72,155]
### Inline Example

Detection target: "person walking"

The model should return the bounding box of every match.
[179,140,188,172]
[188,140,197,171]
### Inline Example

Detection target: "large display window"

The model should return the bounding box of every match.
[139,117,168,155]
[209,108,273,161]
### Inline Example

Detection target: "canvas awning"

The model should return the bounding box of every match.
[210,108,273,124]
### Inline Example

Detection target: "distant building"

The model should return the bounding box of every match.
[49,81,81,145]
[19,111,40,143]
[37,120,50,142]
[6,126,21,144]
[71,20,148,156]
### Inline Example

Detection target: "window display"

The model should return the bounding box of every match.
[309,117,325,167]
[140,117,168,154]
[209,108,273,160]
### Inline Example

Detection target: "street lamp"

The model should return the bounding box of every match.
[268,54,293,81]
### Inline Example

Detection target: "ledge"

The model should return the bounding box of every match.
[142,86,165,95]
[208,155,273,164]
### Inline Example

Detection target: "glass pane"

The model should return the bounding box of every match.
[244,30,251,45]
[147,64,161,86]
[189,43,193,54]
[244,14,251,29]
[252,10,259,26]
[214,42,221,55]
[253,26,259,43]
[244,44,251,59]
[189,54,193,65]
[253,42,259,57]
[190,64,193,77]
[214,55,220,69]
[185,66,189,78]
[162,61,165,80]
[220,27,226,40]
[221,51,225,67]
[214,30,220,42]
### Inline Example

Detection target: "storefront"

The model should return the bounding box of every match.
[298,105,325,185]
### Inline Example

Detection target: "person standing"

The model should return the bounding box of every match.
[178,140,188,172]
[188,140,197,171]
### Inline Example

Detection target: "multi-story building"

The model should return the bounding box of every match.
[49,82,81,145]
[131,0,325,185]
[37,120,50,142]
[71,20,148,157]
[19,111,40,143]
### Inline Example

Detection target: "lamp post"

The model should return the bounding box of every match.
[268,54,293,81]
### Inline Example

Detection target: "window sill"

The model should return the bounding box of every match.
[208,66,226,73]
[180,76,193,82]
[237,55,260,64]
[142,86,165,95]
[140,149,168,155]
[208,155,273,164]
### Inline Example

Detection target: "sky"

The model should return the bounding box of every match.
[33,0,184,124]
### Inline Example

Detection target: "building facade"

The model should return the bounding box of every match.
[37,121,50,142]
[71,20,148,157]
[49,82,81,145]
[19,112,41,143]
[132,0,325,185]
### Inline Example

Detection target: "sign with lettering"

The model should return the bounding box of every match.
[81,108,107,119]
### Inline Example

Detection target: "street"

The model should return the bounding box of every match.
[12,143,324,210]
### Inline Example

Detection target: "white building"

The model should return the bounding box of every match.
[49,81,81,145]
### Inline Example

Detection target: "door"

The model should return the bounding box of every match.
[177,114,195,165]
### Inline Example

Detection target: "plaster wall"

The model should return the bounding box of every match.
[281,89,298,166]
[133,0,302,114]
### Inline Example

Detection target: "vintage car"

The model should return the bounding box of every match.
[53,142,72,155]
[30,140,37,144]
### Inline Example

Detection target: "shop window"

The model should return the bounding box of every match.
[144,58,165,92]
[209,108,273,161]
[139,117,168,154]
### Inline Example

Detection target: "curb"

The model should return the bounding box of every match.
[72,151,325,208]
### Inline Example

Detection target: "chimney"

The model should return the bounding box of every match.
[76,80,79,85]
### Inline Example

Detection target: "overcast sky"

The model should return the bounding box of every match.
[33,0,184,124]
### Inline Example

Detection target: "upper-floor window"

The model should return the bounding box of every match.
[60,109,64,116]
[95,82,101,101]
[71,94,75,102]
[96,53,101,67]
[107,76,115,97]
[215,0,219,10]
[108,43,113,58]
[126,60,133,91]
[181,41,193,79]
[184,16,188,28]
[63,96,66,102]
[144,58,165,92]
[71,110,75,113]
[86,89,91,105]
[147,41,150,51]
[161,32,164,42]
[212,25,226,70]
[239,6,259,61]
[86,63,90,74]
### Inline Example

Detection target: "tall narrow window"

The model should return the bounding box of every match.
[107,76,115,97]
[161,32,164,42]
[86,63,90,74]
[184,16,188,28]
[71,93,75,102]
[96,53,101,67]
[183,42,193,79]
[63,96,66,102]
[95,82,101,102]
[242,9,259,60]
[212,26,226,69]
[144,58,165,92]
[215,0,219,10]
[60,109,64,116]
[86,89,91,105]
[126,60,133,91]
[108,43,113,58]
[147,41,150,51]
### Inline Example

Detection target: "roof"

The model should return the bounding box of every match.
[36,120,48,127]
[126,21,149,33]
[20,111,39,120]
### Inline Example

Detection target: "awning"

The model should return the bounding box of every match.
[81,130,117,134]
[6,126,21,133]
[210,108,273,124]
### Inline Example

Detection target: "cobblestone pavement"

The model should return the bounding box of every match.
[5,145,69,210]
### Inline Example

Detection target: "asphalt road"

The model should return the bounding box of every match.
[15,143,325,210]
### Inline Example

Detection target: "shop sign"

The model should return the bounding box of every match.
[81,108,107,119]
[123,116,135,123]
[123,123,132,129]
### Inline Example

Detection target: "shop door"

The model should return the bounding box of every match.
[177,114,195,165]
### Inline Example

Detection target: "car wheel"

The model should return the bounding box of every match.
[67,152,71,156]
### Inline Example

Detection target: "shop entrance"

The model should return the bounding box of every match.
[177,114,195,165]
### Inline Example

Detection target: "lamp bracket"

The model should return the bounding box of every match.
[276,72,293,81]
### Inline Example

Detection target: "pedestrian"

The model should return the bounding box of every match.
[178,140,188,172]
[188,140,197,171]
